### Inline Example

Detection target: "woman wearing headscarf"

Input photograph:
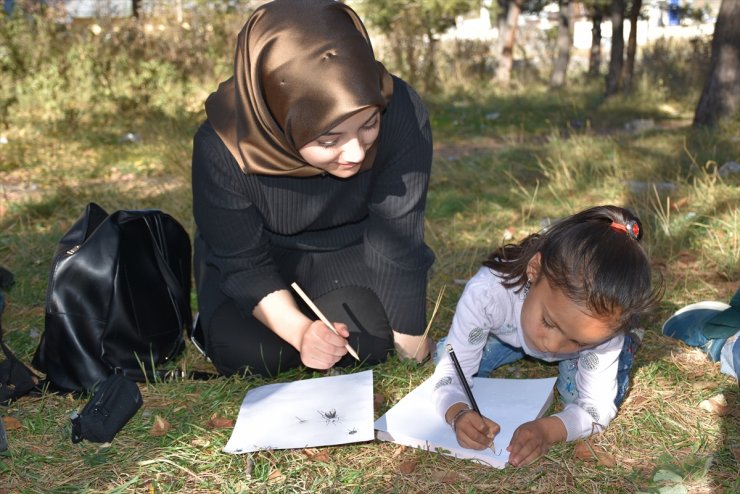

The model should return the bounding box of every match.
[192,0,434,377]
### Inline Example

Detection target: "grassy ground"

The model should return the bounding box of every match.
[1,19,739,493]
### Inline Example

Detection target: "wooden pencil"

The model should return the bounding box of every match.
[290,282,361,361]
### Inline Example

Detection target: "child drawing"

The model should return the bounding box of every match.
[431,205,662,467]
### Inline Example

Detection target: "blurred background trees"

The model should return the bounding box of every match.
[0,0,736,125]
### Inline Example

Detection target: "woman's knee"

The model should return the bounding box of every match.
[315,286,394,364]
[204,300,301,377]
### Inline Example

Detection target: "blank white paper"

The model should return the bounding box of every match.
[224,370,374,453]
[374,376,556,468]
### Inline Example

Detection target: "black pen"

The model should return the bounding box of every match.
[446,343,496,452]
[446,343,480,414]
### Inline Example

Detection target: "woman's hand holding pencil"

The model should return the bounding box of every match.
[291,282,361,368]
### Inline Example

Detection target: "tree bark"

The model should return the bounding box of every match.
[422,29,439,93]
[550,0,574,87]
[605,0,625,95]
[496,0,510,57]
[496,0,522,85]
[622,0,643,89]
[132,0,142,18]
[694,0,740,126]
[589,10,603,77]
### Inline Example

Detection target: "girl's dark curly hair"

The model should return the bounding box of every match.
[484,205,663,332]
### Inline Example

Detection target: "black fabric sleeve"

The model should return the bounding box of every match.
[191,123,287,314]
[365,77,435,335]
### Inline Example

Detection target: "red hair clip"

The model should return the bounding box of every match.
[610,220,639,239]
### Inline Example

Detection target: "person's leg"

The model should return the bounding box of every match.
[662,301,730,361]
[557,328,643,407]
[203,298,302,377]
[311,286,394,367]
[614,329,642,406]
[556,358,579,405]
[719,331,740,381]
[433,332,525,377]
[193,236,302,377]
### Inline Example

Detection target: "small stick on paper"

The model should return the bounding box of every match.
[412,284,446,361]
[290,282,360,361]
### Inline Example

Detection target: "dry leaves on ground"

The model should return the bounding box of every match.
[149,415,171,436]
[267,468,284,482]
[2,416,22,430]
[398,458,418,474]
[573,439,617,467]
[205,413,235,429]
[698,394,729,416]
[302,448,331,463]
[431,469,460,483]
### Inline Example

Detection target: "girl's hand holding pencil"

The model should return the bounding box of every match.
[445,402,500,450]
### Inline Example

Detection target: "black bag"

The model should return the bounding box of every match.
[70,373,143,444]
[32,203,192,393]
[1,266,39,406]
[1,321,39,406]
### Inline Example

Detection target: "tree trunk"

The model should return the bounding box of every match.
[550,0,574,87]
[132,0,141,18]
[496,0,510,57]
[422,29,439,93]
[175,0,183,24]
[606,0,626,95]
[589,10,603,77]
[694,0,740,127]
[496,0,522,84]
[622,0,643,89]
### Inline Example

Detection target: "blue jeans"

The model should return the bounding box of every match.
[435,331,638,407]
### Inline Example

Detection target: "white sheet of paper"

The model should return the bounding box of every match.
[374,375,556,468]
[224,370,374,453]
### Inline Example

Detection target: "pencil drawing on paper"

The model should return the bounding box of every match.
[318,408,341,425]
[223,370,374,453]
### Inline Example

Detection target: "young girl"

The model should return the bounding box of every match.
[431,205,661,467]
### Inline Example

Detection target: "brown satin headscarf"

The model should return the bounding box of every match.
[205,0,394,177]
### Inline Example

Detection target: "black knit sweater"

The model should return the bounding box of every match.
[191,76,434,334]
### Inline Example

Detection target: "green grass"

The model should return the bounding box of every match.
[1,15,739,493]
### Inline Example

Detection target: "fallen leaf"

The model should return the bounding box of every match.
[730,444,740,462]
[628,395,649,408]
[302,448,331,463]
[573,441,593,460]
[670,197,689,211]
[573,440,616,466]
[431,469,459,482]
[398,459,418,474]
[392,445,407,458]
[190,438,210,448]
[149,415,171,436]
[594,450,617,467]
[691,381,716,391]
[2,416,22,430]
[373,392,385,408]
[267,468,284,482]
[653,468,684,482]
[699,394,729,416]
[206,413,235,429]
